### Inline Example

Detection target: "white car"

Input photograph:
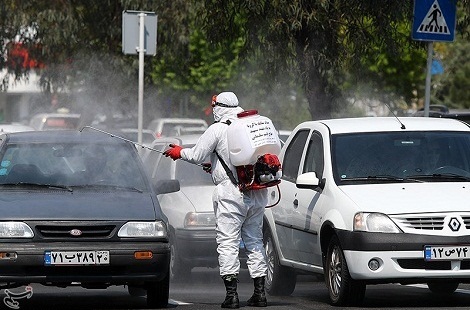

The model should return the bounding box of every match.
[147,118,208,138]
[264,117,470,306]
[0,123,35,133]
[117,128,156,147]
[141,135,218,279]
[29,113,81,131]
[277,129,292,146]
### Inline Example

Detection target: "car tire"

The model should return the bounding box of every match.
[325,235,365,306]
[263,228,297,296]
[427,281,459,294]
[146,272,170,308]
[170,236,192,281]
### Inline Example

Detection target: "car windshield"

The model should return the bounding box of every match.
[175,160,214,187]
[332,131,470,184]
[0,142,147,190]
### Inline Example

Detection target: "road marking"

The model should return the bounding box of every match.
[169,298,192,305]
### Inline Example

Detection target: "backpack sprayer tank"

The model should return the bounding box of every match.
[227,110,282,191]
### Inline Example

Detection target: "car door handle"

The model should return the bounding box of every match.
[293,199,298,207]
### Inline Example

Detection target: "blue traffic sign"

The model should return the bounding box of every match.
[412,0,456,42]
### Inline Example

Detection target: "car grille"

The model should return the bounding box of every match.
[35,224,116,239]
[462,216,470,229]
[396,216,445,230]
[392,213,470,233]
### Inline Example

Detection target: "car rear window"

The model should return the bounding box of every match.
[43,117,80,130]
[0,142,147,190]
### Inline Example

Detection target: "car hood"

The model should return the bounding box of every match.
[339,182,470,214]
[180,185,215,212]
[0,190,157,221]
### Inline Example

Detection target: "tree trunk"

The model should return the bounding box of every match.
[303,67,334,121]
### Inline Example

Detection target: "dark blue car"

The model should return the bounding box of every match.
[0,130,171,308]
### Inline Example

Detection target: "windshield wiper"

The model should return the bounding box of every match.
[341,175,423,183]
[0,182,73,192]
[407,173,470,182]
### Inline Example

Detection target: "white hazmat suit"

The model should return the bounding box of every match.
[179,92,269,279]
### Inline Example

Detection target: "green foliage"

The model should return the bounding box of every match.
[432,3,470,109]
[344,21,427,111]
[1,0,469,126]
[199,0,420,119]
[149,26,244,97]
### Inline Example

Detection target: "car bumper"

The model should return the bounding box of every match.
[175,228,218,267]
[175,228,247,268]
[0,242,170,284]
[337,229,470,282]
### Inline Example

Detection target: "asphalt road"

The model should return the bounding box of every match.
[2,268,470,309]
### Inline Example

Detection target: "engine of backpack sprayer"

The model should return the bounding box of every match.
[236,153,282,191]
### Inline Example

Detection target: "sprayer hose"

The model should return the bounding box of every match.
[265,184,281,208]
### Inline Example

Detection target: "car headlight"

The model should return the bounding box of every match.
[0,222,34,238]
[118,221,167,238]
[184,212,216,228]
[354,212,401,233]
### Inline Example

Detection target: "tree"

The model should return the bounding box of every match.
[199,0,469,120]
[1,1,469,124]
[0,0,204,123]
[432,3,470,109]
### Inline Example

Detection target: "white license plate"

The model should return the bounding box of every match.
[44,251,110,265]
[424,245,470,261]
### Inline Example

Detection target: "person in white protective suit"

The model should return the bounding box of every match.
[163,91,270,308]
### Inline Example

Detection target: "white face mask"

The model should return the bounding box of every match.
[213,106,244,122]
[213,106,223,122]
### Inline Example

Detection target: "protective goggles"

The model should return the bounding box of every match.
[211,95,236,108]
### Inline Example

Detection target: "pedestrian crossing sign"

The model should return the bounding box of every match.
[412,0,456,42]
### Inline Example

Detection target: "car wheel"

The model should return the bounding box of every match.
[325,235,365,306]
[146,272,170,308]
[263,228,296,296]
[170,238,192,280]
[427,281,459,294]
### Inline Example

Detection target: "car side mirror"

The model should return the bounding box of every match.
[296,172,323,190]
[154,179,180,195]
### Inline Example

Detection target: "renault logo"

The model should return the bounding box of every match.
[70,229,83,236]
[448,217,461,232]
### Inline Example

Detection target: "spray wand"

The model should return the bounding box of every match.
[79,126,205,167]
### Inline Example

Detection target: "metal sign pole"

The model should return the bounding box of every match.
[424,41,433,117]
[137,12,145,145]
[122,10,156,147]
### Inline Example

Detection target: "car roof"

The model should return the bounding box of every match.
[119,128,155,135]
[148,118,208,129]
[298,117,470,135]
[0,123,35,133]
[30,113,81,118]
[150,117,207,123]
[2,130,131,145]
[149,134,202,147]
